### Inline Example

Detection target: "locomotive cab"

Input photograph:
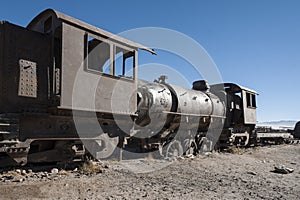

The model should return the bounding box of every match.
[222,83,257,127]
[211,83,258,147]
[27,9,155,115]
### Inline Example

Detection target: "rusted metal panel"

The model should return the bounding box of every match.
[60,23,84,110]
[0,22,51,113]
[18,59,37,98]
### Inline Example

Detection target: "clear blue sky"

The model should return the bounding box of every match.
[0,0,299,122]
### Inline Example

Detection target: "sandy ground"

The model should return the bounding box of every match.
[0,144,299,200]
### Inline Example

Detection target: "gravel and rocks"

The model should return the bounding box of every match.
[0,144,299,200]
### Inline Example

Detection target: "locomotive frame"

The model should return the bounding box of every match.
[0,9,262,167]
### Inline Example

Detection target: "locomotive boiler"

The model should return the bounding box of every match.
[0,9,258,167]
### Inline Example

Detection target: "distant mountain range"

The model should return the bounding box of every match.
[257,120,298,130]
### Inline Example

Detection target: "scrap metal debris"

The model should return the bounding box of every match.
[272,166,294,174]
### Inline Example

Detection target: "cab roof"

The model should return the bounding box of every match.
[27,9,156,54]
[211,83,258,94]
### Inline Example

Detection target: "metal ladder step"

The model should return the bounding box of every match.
[0,117,19,139]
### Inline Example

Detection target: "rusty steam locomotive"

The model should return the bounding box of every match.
[0,9,274,167]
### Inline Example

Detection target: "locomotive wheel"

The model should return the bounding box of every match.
[183,139,197,155]
[198,137,213,153]
[165,140,183,159]
[85,135,119,160]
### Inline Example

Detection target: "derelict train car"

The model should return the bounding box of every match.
[0,9,258,167]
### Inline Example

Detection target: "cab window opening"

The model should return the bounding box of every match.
[251,94,256,107]
[84,34,111,74]
[84,34,135,79]
[246,93,251,107]
[246,92,256,108]
[114,46,134,79]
